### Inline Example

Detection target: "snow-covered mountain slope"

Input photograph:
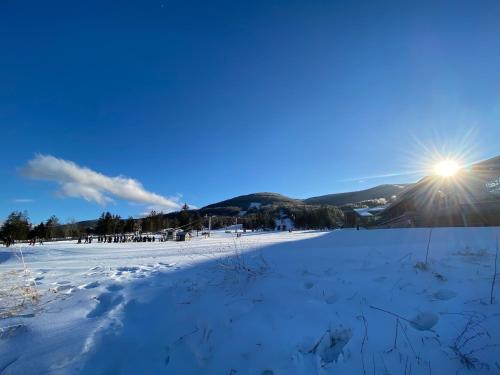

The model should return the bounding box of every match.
[304,184,409,206]
[1,228,499,374]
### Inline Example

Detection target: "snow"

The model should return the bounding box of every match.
[353,206,387,217]
[1,228,500,374]
[224,224,244,231]
[353,208,373,217]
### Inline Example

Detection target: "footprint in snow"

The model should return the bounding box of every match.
[52,284,73,293]
[410,312,439,331]
[116,266,139,273]
[55,280,71,285]
[82,281,100,289]
[86,292,124,318]
[106,284,124,292]
[432,289,456,301]
[314,327,352,365]
[0,324,27,340]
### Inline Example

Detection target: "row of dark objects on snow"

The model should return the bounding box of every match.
[77,235,167,244]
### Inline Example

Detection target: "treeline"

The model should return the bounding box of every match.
[0,211,87,241]
[340,198,388,210]
[285,205,344,229]
[1,203,345,243]
[79,208,238,235]
[257,205,343,230]
[93,209,205,235]
[198,204,344,230]
[0,207,213,242]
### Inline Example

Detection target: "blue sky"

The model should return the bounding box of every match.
[1,0,499,223]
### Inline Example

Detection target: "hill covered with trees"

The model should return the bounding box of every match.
[304,184,410,206]
[202,192,302,211]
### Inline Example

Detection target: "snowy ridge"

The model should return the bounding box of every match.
[1,228,500,374]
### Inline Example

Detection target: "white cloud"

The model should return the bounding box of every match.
[13,198,34,203]
[22,154,182,211]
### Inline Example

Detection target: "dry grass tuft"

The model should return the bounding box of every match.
[0,247,41,319]
[414,261,429,271]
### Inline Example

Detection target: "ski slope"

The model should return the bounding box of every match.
[1,228,499,374]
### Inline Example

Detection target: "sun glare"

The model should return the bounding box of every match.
[433,160,460,177]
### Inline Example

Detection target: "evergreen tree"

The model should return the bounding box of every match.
[1,211,31,241]
[177,209,190,229]
[124,217,135,233]
[95,212,114,235]
[113,215,124,234]
[31,221,47,239]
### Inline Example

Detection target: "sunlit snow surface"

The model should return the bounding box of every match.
[1,228,500,374]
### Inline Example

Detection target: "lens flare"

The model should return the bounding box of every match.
[433,160,460,177]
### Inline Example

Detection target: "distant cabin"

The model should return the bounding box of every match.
[166,229,177,241]
[275,209,294,231]
[176,231,190,241]
[344,206,387,228]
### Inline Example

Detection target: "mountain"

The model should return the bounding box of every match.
[201,184,410,213]
[303,184,410,206]
[69,184,413,228]
[202,192,302,211]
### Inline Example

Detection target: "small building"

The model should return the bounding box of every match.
[166,229,177,241]
[343,206,387,228]
[176,231,190,241]
[353,208,375,227]
[275,209,294,231]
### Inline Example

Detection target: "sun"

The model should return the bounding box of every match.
[433,160,460,177]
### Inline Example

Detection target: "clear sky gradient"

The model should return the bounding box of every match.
[1,0,499,223]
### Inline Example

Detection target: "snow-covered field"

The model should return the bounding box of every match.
[1,228,499,374]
